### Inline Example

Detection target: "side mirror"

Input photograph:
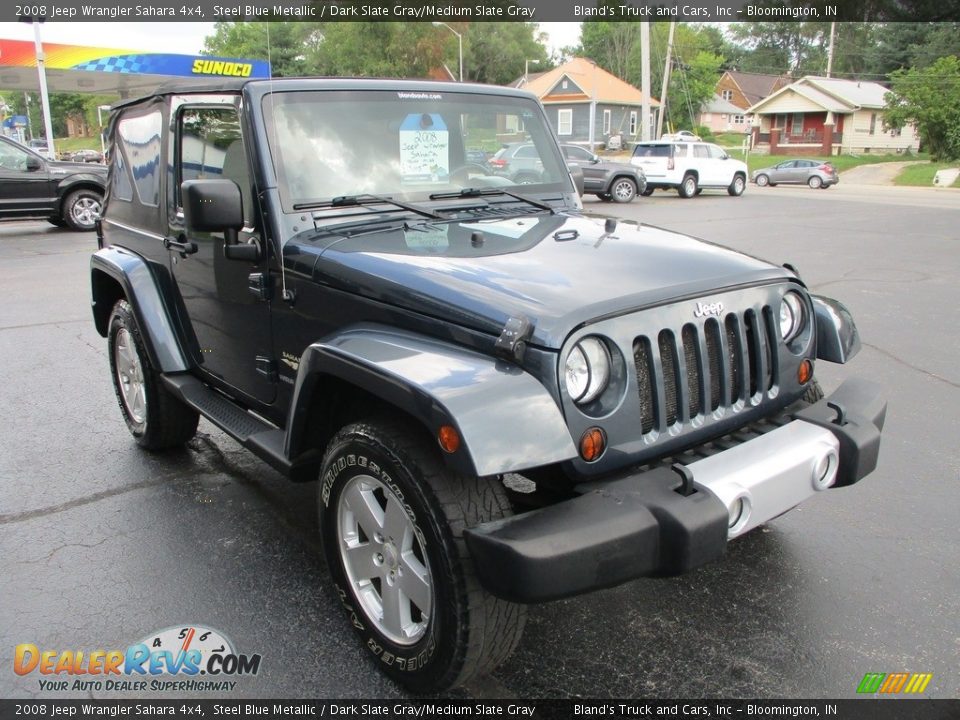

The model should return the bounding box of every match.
[568,164,585,196]
[182,179,258,261]
[25,156,42,171]
[591,155,601,164]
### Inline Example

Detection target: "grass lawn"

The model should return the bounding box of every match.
[713,132,751,148]
[892,162,960,187]
[49,136,102,156]
[737,152,926,175]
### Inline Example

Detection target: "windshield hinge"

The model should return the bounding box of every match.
[495,315,534,364]
[248,272,272,301]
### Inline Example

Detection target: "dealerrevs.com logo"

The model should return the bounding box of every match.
[14,625,262,692]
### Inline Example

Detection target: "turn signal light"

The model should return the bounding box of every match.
[798,358,813,385]
[579,427,607,462]
[438,425,461,454]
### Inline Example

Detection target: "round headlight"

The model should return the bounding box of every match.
[779,292,805,343]
[564,337,611,405]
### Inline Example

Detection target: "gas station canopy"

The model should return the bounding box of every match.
[0,38,270,98]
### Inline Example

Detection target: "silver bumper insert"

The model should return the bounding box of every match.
[688,421,840,538]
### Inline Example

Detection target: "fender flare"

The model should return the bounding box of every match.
[286,325,578,477]
[58,176,107,203]
[811,294,861,364]
[90,247,190,373]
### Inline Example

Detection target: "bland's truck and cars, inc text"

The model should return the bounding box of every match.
[91,78,885,691]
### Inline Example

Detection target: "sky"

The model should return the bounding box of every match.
[0,21,582,58]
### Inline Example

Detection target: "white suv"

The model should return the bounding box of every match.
[630,141,748,198]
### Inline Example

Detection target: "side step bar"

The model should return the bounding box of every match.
[161,374,321,481]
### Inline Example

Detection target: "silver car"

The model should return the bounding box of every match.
[752,159,839,189]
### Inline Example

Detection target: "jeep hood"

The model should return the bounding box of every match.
[304,213,792,349]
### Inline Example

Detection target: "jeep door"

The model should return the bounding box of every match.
[0,138,56,217]
[168,100,275,405]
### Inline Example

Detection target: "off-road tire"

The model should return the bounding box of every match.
[319,418,526,692]
[802,378,825,404]
[679,173,698,198]
[107,300,199,449]
[62,188,103,231]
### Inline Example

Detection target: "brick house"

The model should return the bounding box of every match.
[746,76,920,155]
[715,70,790,112]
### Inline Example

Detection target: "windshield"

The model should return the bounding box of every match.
[262,90,570,211]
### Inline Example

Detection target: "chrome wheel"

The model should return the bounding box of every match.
[337,474,432,646]
[612,178,636,202]
[70,196,101,228]
[114,327,145,424]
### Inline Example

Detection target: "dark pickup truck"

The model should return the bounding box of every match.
[0,135,106,230]
[91,78,885,691]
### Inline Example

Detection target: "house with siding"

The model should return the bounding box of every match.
[698,94,751,134]
[512,58,660,149]
[746,76,919,155]
[715,70,790,112]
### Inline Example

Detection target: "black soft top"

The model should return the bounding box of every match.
[111,77,535,111]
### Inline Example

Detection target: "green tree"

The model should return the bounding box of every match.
[885,55,960,160]
[203,22,323,76]
[727,22,830,75]
[462,23,551,85]
[577,22,727,129]
[665,51,724,130]
[310,23,446,78]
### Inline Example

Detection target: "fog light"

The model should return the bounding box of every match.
[579,427,606,462]
[728,494,751,534]
[798,358,813,385]
[729,497,744,528]
[438,425,461,454]
[812,451,838,490]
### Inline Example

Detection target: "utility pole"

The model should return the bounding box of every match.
[640,22,651,141]
[32,20,56,159]
[826,22,836,78]
[656,21,675,140]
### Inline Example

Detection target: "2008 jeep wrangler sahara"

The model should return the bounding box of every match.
[91,79,885,691]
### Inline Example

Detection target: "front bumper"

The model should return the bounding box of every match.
[464,379,886,603]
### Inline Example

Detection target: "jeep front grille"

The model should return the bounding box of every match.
[633,308,778,434]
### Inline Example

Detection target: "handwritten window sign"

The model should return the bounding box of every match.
[400,113,449,185]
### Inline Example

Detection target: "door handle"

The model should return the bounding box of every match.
[163,236,198,255]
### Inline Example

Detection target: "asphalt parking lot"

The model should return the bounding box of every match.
[1,183,958,700]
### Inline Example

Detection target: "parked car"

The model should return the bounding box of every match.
[69,148,105,164]
[0,134,107,230]
[28,138,50,155]
[561,144,646,202]
[488,142,545,184]
[91,77,884,692]
[753,159,839,189]
[661,130,701,142]
[631,140,748,198]
[465,148,489,165]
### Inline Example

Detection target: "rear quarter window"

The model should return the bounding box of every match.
[632,144,672,158]
[116,110,162,207]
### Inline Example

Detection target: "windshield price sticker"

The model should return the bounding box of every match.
[400,113,449,185]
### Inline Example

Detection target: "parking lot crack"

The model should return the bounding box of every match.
[863,341,960,389]
[0,474,183,526]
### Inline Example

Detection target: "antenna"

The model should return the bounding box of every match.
[265,23,294,304]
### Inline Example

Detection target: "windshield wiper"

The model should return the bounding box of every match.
[428,187,556,214]
[294,193,442,220]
